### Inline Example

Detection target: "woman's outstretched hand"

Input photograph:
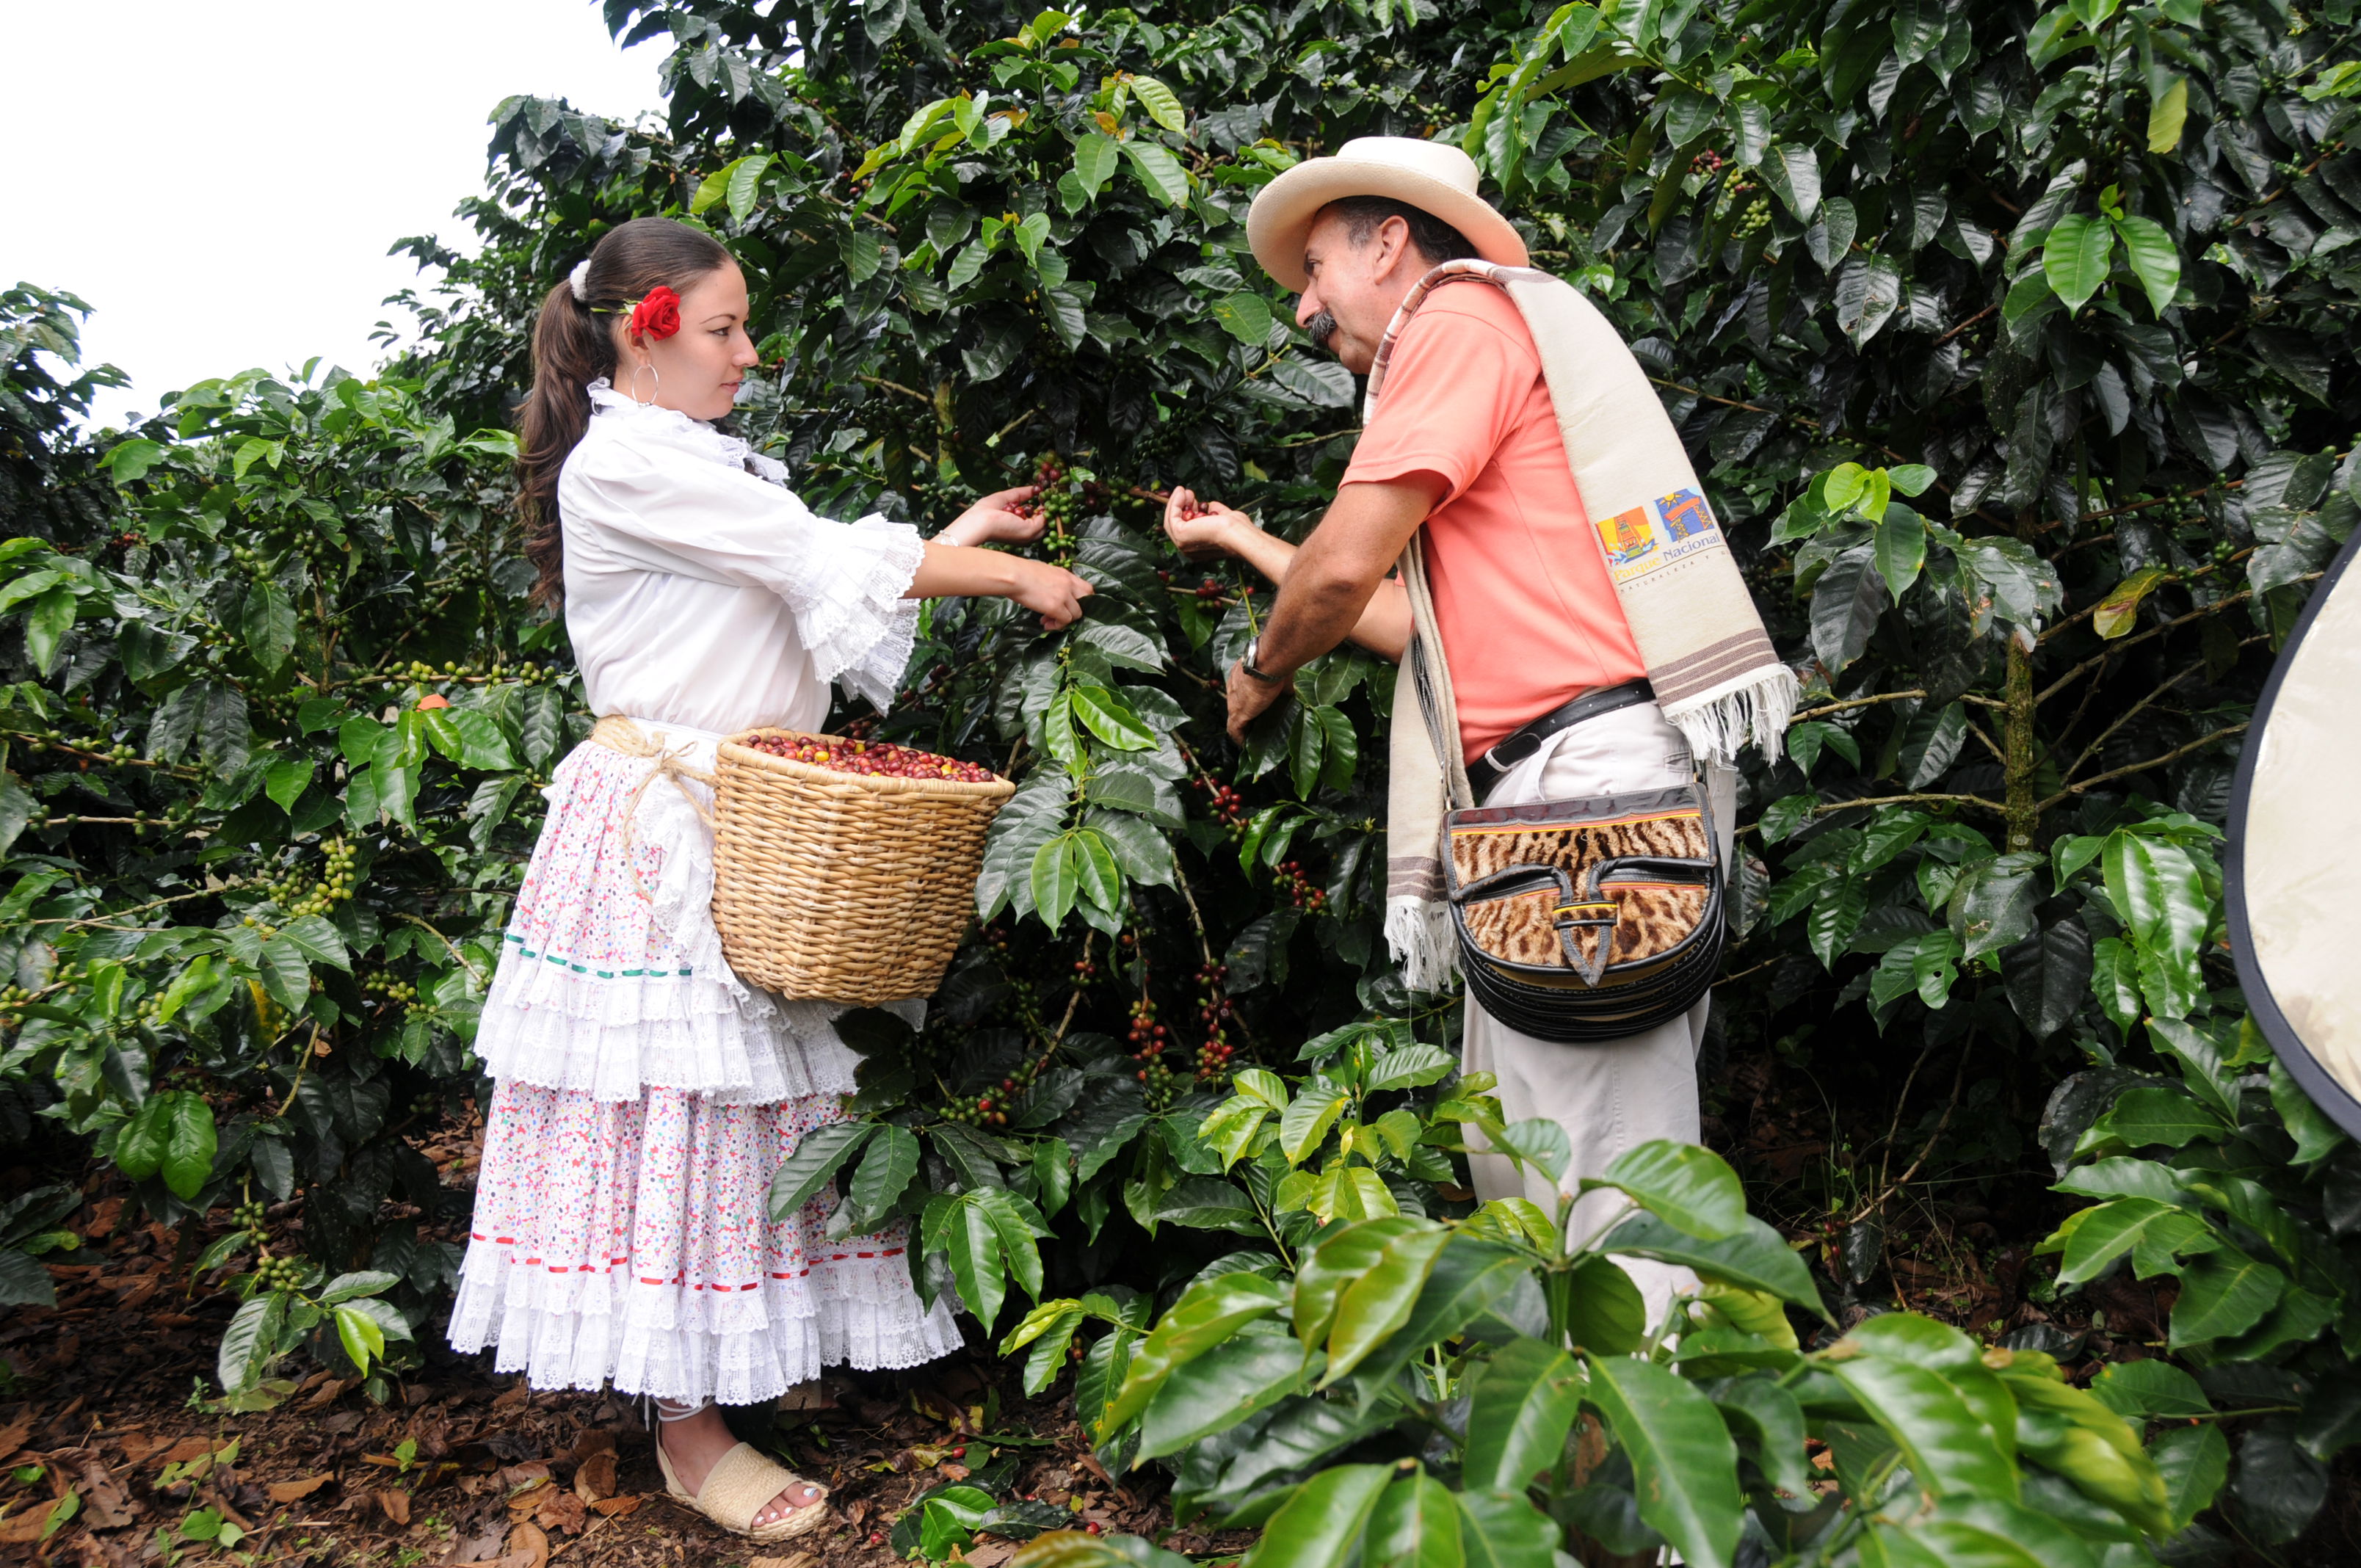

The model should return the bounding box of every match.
[941,484,1046,547]
[1164,486,1256,559]
[1009,558,1095,630]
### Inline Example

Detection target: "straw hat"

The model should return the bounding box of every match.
[1246,136,1528,293]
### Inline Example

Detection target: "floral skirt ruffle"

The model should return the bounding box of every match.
[448,728,961,1404]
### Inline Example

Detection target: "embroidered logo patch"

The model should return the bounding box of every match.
[1597,506,1656,568]
[1599,488,1722,584]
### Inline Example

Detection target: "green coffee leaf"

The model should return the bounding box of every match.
[1583,1352,1744,1568]
[241,579,297,672]
[1464,1338,1583,1493]
[1214,291,1275,344]
[1582,1139,1747,1241]
[333,1303,385,1374]
[1129,76,1186,132]
[1138,1332,1316,1456]
[217,1292,288,1395]
[2147,74,2188,152]
[1320,1222,1451,1382]
[161,1092,218,1201]
[768,1122,876,1218]
[2041,213,2114,311]
[1600,1213,1826,1315]
[1250,1464,1395,1568]
[1123,141,1189,207]
[2111,214,2180,315]
[1100,1272,1289,1434]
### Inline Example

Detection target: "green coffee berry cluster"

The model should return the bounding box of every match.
[13,732,141,763]
[1138,1056,1179,1112]
[253,1252,306,1292]
[378,658,554,686]
[941,1061,1039,1129]
[365,972,419,1003]
[233,1199,268,1233]
[261,840,357,918]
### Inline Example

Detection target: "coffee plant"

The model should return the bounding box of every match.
[7,0,2361,1556]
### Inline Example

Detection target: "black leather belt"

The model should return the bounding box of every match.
[1465,679,1656,802]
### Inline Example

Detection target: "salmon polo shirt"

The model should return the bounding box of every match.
[1341,280,1647,764]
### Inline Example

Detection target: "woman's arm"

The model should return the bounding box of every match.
[904,482,1090,628]
[907,541,1093,629]
[1164,487,1410,661]
[935,483,1047,548]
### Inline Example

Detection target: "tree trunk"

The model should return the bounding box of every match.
[2003,631,2038,853]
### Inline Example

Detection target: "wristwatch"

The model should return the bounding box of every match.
[1241,637,1284,683]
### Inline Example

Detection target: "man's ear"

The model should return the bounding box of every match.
[1375,214,1418,280]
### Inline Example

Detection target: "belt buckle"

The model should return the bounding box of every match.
[1484,729,1542,773]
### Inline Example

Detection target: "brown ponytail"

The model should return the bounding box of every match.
[517,217,733,607]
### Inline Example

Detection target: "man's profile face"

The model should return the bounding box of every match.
[1292,208,1415,376]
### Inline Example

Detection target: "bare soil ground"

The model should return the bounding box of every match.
[4,1042,2355,1564]
[0,1103,1236,1568]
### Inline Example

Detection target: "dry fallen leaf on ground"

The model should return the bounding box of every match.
[0,1495,73,1545]
[447,1522,509,1563]
[75,1460,136,1528]
[587,1494,642,1518]
[267,1474,333,1503]
[302,1378,355,1410]
[573,1448,617,1500]
[160,1437,214,1466]
[505,1518,551,1568]
[0,1416,34,1468]
[376,1489,411,1525]
[534,1484,587,1533]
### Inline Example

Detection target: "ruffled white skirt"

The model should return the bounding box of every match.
[448,725,962,1404]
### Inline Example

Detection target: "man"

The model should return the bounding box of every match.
[1212,137,1749,1318]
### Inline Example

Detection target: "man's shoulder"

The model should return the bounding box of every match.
[1398,277,1539,359]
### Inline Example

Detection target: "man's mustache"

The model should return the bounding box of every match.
[1305,310,1338,350]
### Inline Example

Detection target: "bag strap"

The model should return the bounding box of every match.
[1400,535,1476,812]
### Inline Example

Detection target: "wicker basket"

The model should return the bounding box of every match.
[708,727,1015,1003]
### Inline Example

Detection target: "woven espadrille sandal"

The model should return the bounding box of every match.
[653,1436,832,1542]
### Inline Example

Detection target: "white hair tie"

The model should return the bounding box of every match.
[568,258,593,304]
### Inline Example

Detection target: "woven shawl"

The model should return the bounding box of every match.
[1377,261,1796,990]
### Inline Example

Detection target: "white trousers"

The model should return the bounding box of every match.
[1459,701,1737,1328]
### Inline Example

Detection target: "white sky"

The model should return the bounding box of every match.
[4,1,671,429]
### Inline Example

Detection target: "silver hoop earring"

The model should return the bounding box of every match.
[629,363,660,406]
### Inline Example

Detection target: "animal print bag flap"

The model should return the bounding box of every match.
[1442,785,1721,989]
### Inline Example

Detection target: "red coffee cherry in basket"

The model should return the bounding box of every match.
[747,734,995,784]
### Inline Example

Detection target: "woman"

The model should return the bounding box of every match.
[448,217,1092,1542]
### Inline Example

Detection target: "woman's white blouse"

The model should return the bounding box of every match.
[556,381,926,733]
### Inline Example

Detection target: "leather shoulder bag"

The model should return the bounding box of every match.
[1404,542,1725,1042]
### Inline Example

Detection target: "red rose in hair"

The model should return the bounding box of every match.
[628,286,683,341]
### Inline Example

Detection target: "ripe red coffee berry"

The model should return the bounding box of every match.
[747,734,995,784]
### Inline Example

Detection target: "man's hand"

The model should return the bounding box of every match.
[1164,486,1257,559]
[1225,658,1288,741]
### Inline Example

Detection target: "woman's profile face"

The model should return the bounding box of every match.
[617,262,760,421]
